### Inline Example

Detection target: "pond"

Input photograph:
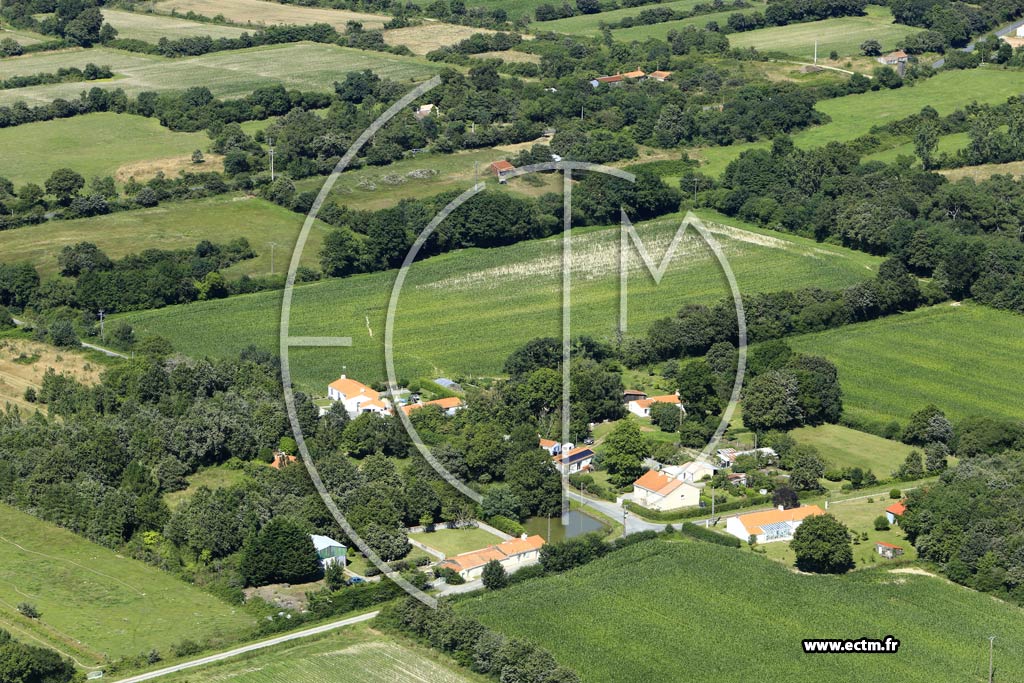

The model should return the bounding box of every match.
[523,510,607,543]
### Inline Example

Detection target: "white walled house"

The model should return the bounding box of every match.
[726,505,825,543]
[632,469,700,511]
[437,534,545,581]
[627,394,683,418]
[554,445,595,475]
[327,375,392,418]
[677,460,718,482]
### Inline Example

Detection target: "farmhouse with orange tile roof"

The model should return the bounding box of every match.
[632,468,700,511]
[437,534,545,581]
[327,375,392,419]
[627,393,683,418]
[726,505,825,543]
[401,396,464,416]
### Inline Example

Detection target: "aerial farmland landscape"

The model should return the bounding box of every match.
[1,0,1023,681]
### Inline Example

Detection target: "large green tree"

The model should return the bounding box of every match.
[791,514,854,574]
[240,517,321,587]
[602,419,649,487]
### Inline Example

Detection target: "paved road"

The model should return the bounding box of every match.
[112,611,379,682]
[932,17,1024,67]
[10,317,128,359]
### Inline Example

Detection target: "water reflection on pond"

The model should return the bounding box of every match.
[523,510,607,543]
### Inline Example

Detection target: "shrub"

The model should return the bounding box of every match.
[16,602,40,619]
[678,523,742,547]
[874,515,890,531]
[434,566,465,584]
[890,488,901,499]
[486,515,525,537]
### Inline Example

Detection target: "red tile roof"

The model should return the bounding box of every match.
[876,541,903,549]
[491,160,515,173]
[439,535,545,573]
[328,376,378,399]
[736,505,825,535]
[886,502,906,516]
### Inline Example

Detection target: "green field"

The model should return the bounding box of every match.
[789,423,919,475]
[164,463,253,509]
[120,210,882,390]
[293,147,561,211]
[0,502,254,666]
[460,539,1024,682]
[0,42,442,105]
[101,8,250,41]
[690,67,1024,176]
[789,302,1024,427]
[467,0,553,20]
[0,194,332,278]
[612,8,761,41]
[540,0,707,36]
[728,6,919,60]
[408,526,505,556]
[864,131,969,164]
[159,624,486,683]
[0,112,212,187]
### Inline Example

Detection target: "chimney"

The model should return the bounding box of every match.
[778,505,784,512]
[521,533,528,540]
[340,374,346,379]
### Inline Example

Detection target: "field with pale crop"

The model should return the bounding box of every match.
[152,0,391,30]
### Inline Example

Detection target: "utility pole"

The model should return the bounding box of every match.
[814,39,818,65]
[693,178,699,205]
[98,309,105,340]
[267,138,275,181]
[268,241,278,275]
[988,635,996,683]
[580,105,584,121]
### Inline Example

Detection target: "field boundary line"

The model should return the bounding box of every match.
[112,611,380,682]
[0,533,146,595]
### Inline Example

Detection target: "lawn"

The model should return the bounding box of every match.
[0,42,441,105]
[789,423,920,476]
[467,0,552,20]
[727,6,920,60]
[0,502,255,666]
[151,0,391,30]
[788,302,1024,427]
[408,526,505,557]
[158,623,487,683]
[0,113,210,188]
[940,159,1024,182]
[459,538,1024,682]
[612,8,762,42]
[163,463,252,509]
[0,194,332,278]
[758,496,919,567]
[540,0,708,36]
[119,209,882,391]
[101,8,250,41]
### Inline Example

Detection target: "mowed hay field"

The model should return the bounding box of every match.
[0,195,332,278]
[459,540,1024,683]
[121,210,881,390]
[788,423,920,474]
[0,42,441,105]
[0,336,104,414]
[152,0,390,29]
[789,302,1024,426]
[159,624,487,683]
[101,8,250,41]
[0,113,211,187]
[727,6,920,60]
[383,23,497,55]
[0,502,254,665]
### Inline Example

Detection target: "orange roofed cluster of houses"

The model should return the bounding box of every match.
[325,374,465,419]
[437,534,546,581]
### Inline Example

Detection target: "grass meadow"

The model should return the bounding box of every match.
[158,624,487,683]
[382,23,497,55]
[460,539,1024,682]
[0,502,254,665]
[0,42,441,105]
[151,0,391,30]
[466,0,552,20]
[0,112,211,187]
[539,0,709,36]
[688,67,1024,176]
[119,209,881,391]
[727,6,919,60]
[863,131,969,164]
[100,8,250,41]
[789,302,1024,427]
[612,8,762,41]
[788,423,920,475]
[0,194,331,278]
[941,159,1024,182]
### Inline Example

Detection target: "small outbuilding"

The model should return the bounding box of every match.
[311,534,347,568]
[491,160,515,183]
[876,541,904,559]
